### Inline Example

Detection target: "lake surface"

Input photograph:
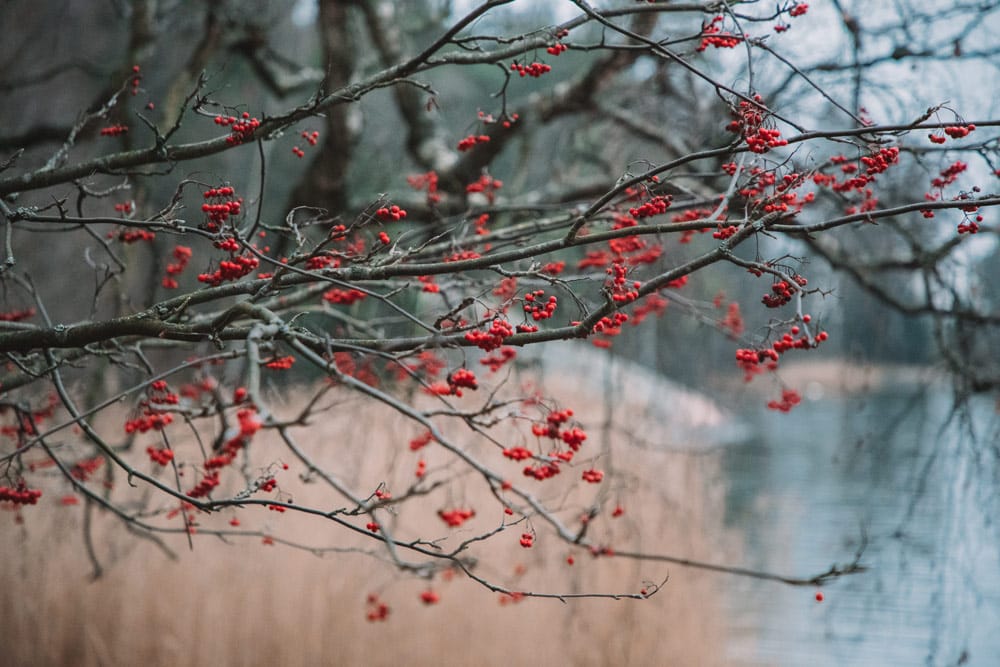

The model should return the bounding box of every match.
[721,386,1000,666]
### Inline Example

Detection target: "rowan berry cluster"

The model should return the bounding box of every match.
[727,96,787,153]
[264,356,295,370]
[100,124,128,136]
[187,471,221,498]
[957,216,981,234]
[761,279,795,308]
[713,224,738,239]
[420,590,440,605]
[591,312,629,348]
[519,532,534,547]
[146,446,174,466]
[457,134,490,151]
[409,431,434,451]
[130,64,141,96]
[772,326,827,354]
[465,174,503,203]
[109,228,155,244]
[200,186,241,231]
[931,161,968,188]
[465,318,514,351]
[0,483,42,505]
[718,301,745,337]
[0,308,35,322]
[162,245,192,289]
[546,43,568,56]
[628,195,672,219]
[204,408,261,470]
[630,293,669,326]
[480,346,517,372]
[123,412,172,433]
[215,112,260,145]
[470,213,490,236]
[407,171,441,205]
[523,290,558,320]
[789,3,808,17]
[503,446,533,461]
[70,456,104,481]
[542,261,565,275]
[581,469,604,483]
[365,594,390,622]
[375,204,407,221]
[438,508,475,527]
[510,61,551,77]
[697,16,741,51]
[113,201,133,215]
[292,130,320,158]
[735,347,780,381]
[929,124,975,143]
[197,253,259,286]
[767,389,802,412]
[448,368,479,396]
[861,147,900,176]
[124,381,179,433]
[419,275,440,293]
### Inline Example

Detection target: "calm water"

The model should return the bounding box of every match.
[722,387,1000,666]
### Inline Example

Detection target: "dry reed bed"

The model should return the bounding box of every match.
[2,357,735,666]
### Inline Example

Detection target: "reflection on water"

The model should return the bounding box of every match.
[722,386,1000,666]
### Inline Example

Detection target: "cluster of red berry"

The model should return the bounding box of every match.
[697,16,741,52]
[146,446,174,466]
[628,195,672,219]
[447,368,478,395]
[365,594,390,622]
[929,124,975,143]
[214,112,260,145]
[465,174,503,203]
[523,290,558,320]
[465,318,514,351]
[767,388,802,412]
[197,253,259,286]
[323,290,366,309]
[162,245,192,289]
[457,134,491,151]
[109,228,155,244]
[292,130,320,157]
[407,171,441,205]
[0,483,42,505]
[100,124,128,136]
[200,186,241,232]
[186,471,221,498]
[480,346,517,372]
[264,356,295,370]
[510,61,551,77]
[376,204,407,221]
[438,508,475,527]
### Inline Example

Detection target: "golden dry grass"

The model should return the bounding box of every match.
[2,355,736,666]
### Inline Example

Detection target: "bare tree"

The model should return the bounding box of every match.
[1,0,997,605]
